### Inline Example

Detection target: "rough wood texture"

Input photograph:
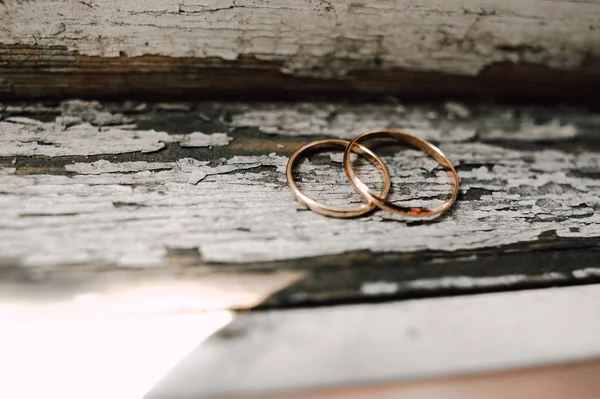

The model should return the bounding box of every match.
[1,99,600,308]
[1,0,600,99]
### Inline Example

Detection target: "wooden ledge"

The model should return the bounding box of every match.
[1,44,599,101]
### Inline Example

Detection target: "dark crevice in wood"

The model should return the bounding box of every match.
[1,44,599,103]
[255,237,600,310]
[1,234,599,310]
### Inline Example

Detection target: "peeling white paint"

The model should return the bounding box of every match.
[2,0,600,77]
[0,112,233,157]
[406,273,567,290]
[61,100,133,126]
[362,272,585,295]
[229,103,583,143]
[444,102,471,119]
[361,281,400,295]
[0,120,165,156]
[572,268,600,279]
[482,119,578,142]
[65,159,209,175]
[187,170,208,185]
[0,167,16,175]
[1,102,600,267]
[177,132,232,148]
[1,136,600,267]
[230,104,476,141]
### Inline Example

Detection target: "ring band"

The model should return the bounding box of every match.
[286,139,392,218]
[343,130,459,217]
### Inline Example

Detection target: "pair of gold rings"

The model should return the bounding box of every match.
[286,129,459,218]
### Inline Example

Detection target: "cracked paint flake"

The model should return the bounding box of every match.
[0,102,233,157]
[65,159,210,175]
[0,120,167,156]
[572,268,600,278]
[361,282,400,295]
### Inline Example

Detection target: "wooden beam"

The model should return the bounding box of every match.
[1,0,600,100]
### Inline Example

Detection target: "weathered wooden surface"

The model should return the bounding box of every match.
[1,99,600,308]
[1,0,599,99]
[146,284,600,399]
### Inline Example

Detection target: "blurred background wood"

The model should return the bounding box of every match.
[1,0,599,101]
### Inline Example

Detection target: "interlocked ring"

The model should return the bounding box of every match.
[343,129,459,217]
[286,139,392,218]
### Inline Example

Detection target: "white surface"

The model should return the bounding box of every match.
[0,299,233,399]
[148,284,600,399]
[2,0,599,77]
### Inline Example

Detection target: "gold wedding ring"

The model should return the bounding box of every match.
[286,139,392,218]
[286,130,459,219]
[344,130,459,217]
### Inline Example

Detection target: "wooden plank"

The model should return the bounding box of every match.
[1,100,600,308]
[145,284,600,399]
[1,1,599,99]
